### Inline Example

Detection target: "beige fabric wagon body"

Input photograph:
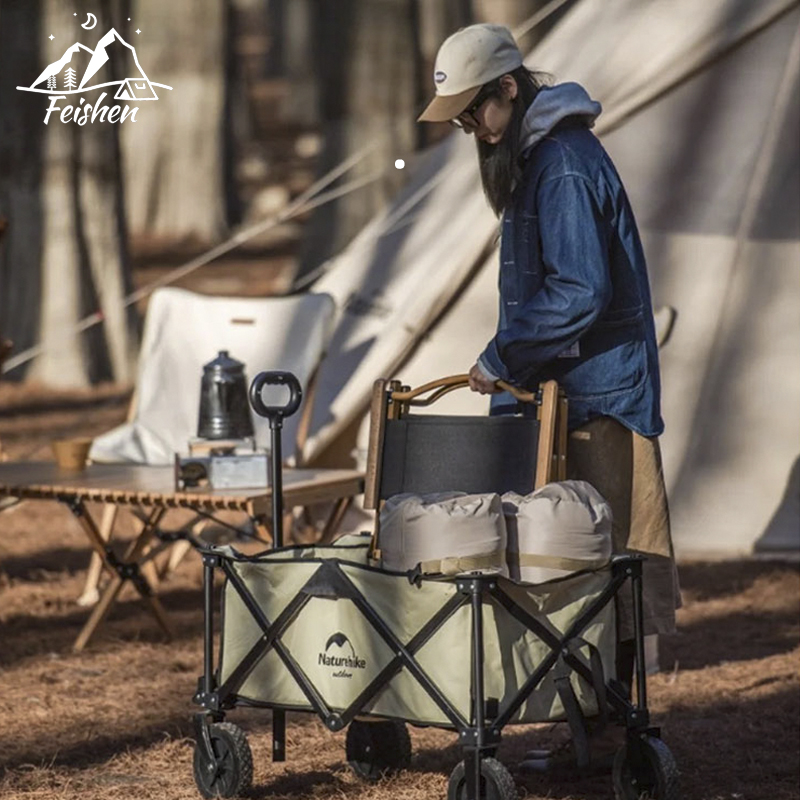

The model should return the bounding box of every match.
[218,540,615,727]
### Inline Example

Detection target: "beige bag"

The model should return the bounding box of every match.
[379,492,508,577]
[503,481,612,584]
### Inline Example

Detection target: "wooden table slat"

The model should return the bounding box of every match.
[0,462,364,510]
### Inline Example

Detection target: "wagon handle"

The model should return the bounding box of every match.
[390,374,537,406]
[249,371,303,422]
[248,371,302,552]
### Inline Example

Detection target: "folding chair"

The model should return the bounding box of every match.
[364,374,567,556]
[79,287,337,605]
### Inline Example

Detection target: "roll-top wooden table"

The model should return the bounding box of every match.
[0,462,364,650]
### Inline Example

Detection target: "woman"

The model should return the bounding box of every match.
[419,24,680,693]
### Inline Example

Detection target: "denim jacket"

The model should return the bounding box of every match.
[479,84,663,437]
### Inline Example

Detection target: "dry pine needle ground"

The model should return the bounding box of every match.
[0,390,798,800]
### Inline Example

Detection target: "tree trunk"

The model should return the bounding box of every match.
[415,0,473,148]
[0,0,138,386]
[278,0,319,127]
[120,0,231,244]
[264,0,284,78]
[295,0,419,283]
[417,0,472,71]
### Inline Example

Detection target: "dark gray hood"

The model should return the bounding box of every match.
[519,82,602,154]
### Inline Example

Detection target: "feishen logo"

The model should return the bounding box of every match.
[318,632,367,679]
[16,13,172,125]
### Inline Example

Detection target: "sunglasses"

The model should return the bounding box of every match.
[450,89,495,129]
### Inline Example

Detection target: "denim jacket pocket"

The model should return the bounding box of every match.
[563,313,648,400]
[500,209,543,316]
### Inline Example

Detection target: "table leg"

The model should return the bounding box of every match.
[318,496,354,544]
[69,503,171,650]
[122,507,167,562]
[161,538,193,579]
[122,510,171,621]
[77,503,119,607]
[160,514,207,579]
[73,575,125,652]
[144,594,172,637]
[252,514,273,546]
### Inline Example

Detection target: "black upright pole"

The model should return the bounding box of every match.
[249,370,302,764]
[632,566,648,712]
[203,556,215,696]
[270,419,283,550]
[270,417,286,761]
[470,581,486,800]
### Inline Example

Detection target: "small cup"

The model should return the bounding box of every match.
[51,437,93,471]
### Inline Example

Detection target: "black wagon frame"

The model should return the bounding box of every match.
[190,371,678,800]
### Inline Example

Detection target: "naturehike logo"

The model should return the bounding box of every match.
[434,70,447,84]
[318,632,367,679]
[16,18,172,125]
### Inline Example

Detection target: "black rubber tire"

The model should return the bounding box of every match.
[345,719,412,781]
[448,757,518,800]
[612,735,679,800]
[193,721,254,799]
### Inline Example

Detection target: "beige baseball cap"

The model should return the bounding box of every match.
[418,24,523,123]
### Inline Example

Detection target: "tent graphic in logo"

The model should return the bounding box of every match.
[115,78,158,101]
[16,27,171,101]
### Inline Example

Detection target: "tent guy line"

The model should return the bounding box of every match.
[512,0,573,40]
[1,140,388,376]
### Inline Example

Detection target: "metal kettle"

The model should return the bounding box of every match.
[197,350,254,440]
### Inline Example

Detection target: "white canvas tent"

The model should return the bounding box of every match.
[303,0,800,557]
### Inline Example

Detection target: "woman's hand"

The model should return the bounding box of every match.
[468,363,500,394]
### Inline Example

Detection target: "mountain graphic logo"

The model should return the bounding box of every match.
[318,632,366,674]
[16,27,171,102]
[325,632,356,658]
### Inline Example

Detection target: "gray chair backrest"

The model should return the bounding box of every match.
[378,414,540,498]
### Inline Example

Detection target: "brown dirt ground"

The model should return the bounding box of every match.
[0,389,798,800]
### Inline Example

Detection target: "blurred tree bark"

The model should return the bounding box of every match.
[415,0,473,148]
[0,0,138,386]
[417,0,472,73]
[264,0,283,78]
[120,0,233,245]
[294,0,419,284]
[279,0,319,127]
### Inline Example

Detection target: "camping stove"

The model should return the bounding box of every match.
[175,438,270,491]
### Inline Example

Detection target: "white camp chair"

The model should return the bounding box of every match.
[79,287,336,605]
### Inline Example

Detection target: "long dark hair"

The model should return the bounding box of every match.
[477,67,548,216]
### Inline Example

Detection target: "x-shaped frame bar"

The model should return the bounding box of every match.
[67,499,171,651]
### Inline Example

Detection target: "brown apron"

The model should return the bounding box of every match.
[567,417,681,639]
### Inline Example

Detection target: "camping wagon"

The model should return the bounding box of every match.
[190,372,678,800]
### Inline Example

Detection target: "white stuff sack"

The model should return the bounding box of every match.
[379,492,508,577]
[503,481,613,584]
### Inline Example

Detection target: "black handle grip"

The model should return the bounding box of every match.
[249,371,302,421]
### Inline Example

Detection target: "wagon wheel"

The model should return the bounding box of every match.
[448,757,518,800]
[346,719,412,781]
[193,721,254,799]
[612,735,679,800]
